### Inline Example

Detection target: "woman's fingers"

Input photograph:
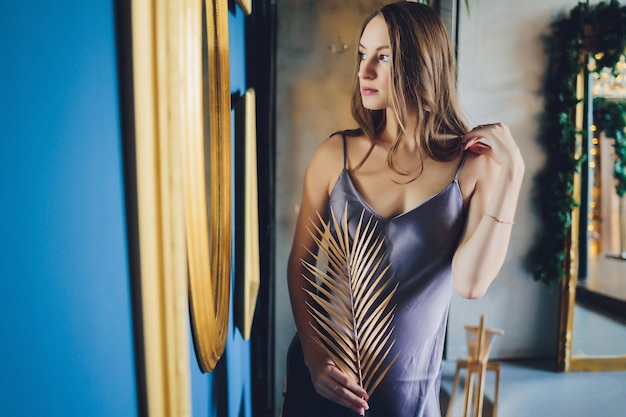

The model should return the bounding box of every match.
[328,366,369,400]
[310,363,369,414]
[463,123,520,164]
[323,383,368,415]
[468,143,492,155]
[462,135,490,152]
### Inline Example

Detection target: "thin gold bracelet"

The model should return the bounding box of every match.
[484,214,514,225]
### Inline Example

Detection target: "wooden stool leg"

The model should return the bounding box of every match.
[473,364,487,417]
[462,369,474,417]
[493,364,501,417]
[446,363,463,417]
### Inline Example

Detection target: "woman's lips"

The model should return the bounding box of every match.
[361,87,378,96]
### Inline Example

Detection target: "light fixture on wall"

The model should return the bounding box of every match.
[328,37,349,54]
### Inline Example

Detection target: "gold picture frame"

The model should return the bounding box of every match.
[236,0,252,15]
[127,0,204,414]
[234,89,260,340]
[184,0,233,373]
[125,0,232,414]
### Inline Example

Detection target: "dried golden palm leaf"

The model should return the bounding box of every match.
[301,203,399,396]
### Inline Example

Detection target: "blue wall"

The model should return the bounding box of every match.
[190,6,254,417]
[0,2,253,417]
[0,1,136,416]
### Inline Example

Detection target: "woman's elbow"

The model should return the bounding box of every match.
[453,282,488,299]
[452,272,491,299]
[451,258,500,299]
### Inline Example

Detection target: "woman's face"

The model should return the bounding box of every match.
[358,15,391,111]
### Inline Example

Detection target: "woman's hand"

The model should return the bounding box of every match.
[306,354,370,415]
[461,122,524,171]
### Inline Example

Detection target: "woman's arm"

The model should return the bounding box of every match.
[287,135,370,414]
[451,122,525,298]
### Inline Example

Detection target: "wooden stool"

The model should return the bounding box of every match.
[445,315,504,417]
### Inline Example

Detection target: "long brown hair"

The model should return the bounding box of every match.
[348,1,467,177]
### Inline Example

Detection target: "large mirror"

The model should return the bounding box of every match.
[568,53,626,370]
[550,1,626,371]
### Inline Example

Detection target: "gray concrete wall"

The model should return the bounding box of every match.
[274,1,388,410]
[273,0,582,413]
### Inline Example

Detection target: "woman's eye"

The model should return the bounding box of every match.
[358,52,367,60]
[379,54,390,62]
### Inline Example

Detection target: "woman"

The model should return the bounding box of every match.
[283,2,524,416]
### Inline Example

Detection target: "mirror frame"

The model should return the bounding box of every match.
[184,0,232,373]
[552,4,626,372]
[558,69,626,372]
[124,0,232,412]
[125,0,208,413]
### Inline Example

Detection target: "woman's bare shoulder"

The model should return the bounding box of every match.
[304,133,352,195]
[308,131,373,174]
[463,150,500,173]
[308,133,344,171]
[458,151,501,197]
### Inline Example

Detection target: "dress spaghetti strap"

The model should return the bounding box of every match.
[341,134,347,170]
[454,151,467,182]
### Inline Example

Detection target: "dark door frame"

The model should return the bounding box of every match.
[246,1,277,415]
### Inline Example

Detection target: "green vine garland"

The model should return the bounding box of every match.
[530,0,626,288]
[593,97,626,197]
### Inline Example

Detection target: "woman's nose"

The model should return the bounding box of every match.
[358,60,375,79]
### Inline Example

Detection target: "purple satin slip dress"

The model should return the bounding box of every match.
[283,135,467,417]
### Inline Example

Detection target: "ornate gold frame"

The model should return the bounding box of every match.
[129,0,199,414]
[558,70,626,372]
[127,0,232,413]
[184,0,232,373]
[556,70,585,372]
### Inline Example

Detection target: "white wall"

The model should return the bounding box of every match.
[445,0,577,359]
[274,0,579,413]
